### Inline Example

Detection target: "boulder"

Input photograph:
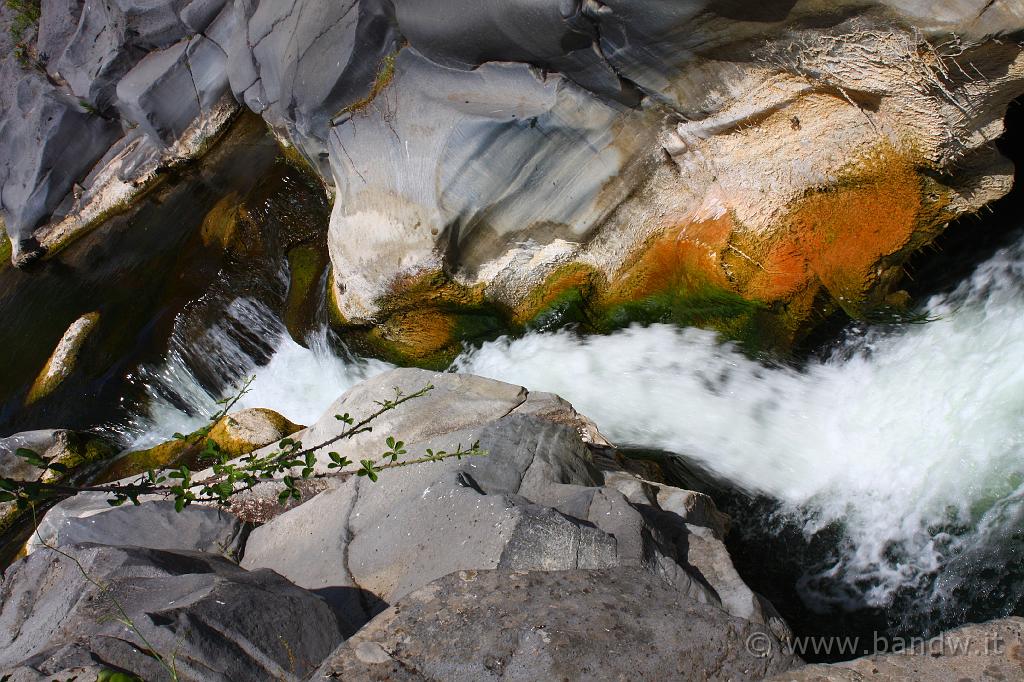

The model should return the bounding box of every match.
[98,406,302,482]
[28,499,250,560]
[25,312,99,405]
[4,0,1024,354]
[312,568,801,681]
[115,36,229,145]
[0,544,345,681]
[237,368,788,638]
[0,69,120,258]
[770,617,1024,681]
[0,429,115,535]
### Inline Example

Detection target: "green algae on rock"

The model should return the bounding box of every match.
[25,312,99,406]
[98,408,303,483]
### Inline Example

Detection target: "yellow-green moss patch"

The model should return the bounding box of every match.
[284,243,329,344]
[26,312,100,406]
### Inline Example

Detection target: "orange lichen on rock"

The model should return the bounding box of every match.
[372,308,457,361]
[512,263,598,326]
[790,147,923,313]
[604,213,735,304]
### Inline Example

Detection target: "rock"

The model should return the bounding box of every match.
[115,35,229,145]
[0,544,344,681]
[0,69,120,258]
[27,499,250,560]
[98,406,302,481]
[769,617,1024,681]
[205,407,303,457]
[237,368,783,637]
[25,312,99,405]
[0,430,115,535]
[312,568,801,681]
[5,0,1023,350]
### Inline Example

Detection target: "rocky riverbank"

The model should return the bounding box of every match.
[3,1,1024,364]
[0,369,1019,681]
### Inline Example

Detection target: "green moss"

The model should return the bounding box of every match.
[0,223,11,271]
[336,50,399,117]
[284,243,328,344]
[5,0,39,39]
[98,437,195,483]
[278,139,320,179]
[598,284,766,333]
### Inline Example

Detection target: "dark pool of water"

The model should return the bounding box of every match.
[0,114,283,437]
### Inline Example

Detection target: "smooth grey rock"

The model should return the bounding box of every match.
[326,48,654,318]
[115,36,228,145]
[768,617,1024,682]
[31,500,250,559]
[238,368,778,636]
[0,544,344,682]
[0,430,63,481]
[229,0,401,162]
[0,70,120,248]
[36,0,85,64]
[49,0,191,111]
[312,568,802,681]
[240,415,630,626]
[181,0,227,33]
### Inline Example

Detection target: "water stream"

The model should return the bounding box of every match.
[115,224,1024,646]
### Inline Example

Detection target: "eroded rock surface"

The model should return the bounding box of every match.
[313,568,801,681]
[3,1,1023,354]
[0,545,343,681]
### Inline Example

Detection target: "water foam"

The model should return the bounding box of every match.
[129,233,1024,619]
[455,234,1024,611]
[122,297,392,448]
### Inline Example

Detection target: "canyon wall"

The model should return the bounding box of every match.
[2,0,1023,357]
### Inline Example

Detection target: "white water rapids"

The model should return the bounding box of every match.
[128,231,1024,618]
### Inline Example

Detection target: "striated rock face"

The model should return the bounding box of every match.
[3,1,1023,353]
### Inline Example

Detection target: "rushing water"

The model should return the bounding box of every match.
[125,228,1024,642]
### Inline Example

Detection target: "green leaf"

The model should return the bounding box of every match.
[277,489,291,505]
[0,492,17,502]
[174,496,186,513]
[15,448,47,469]
[46,462,68,474]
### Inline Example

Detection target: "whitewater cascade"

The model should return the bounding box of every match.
[131,231,1024,622]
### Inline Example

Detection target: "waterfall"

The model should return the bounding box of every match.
[130,230,1024,627]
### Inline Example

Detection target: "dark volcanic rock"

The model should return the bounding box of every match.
[238,368,789,638]
[32,500,251,559]
[312,567,801,681]
[0,544,344,681]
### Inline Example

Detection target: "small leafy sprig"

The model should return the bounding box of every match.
[0,382,486,514]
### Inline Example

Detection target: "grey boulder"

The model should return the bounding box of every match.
[312,567,801,681]
[0,544,344,681]
[29,498,250,559]
[239,368,788,639]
